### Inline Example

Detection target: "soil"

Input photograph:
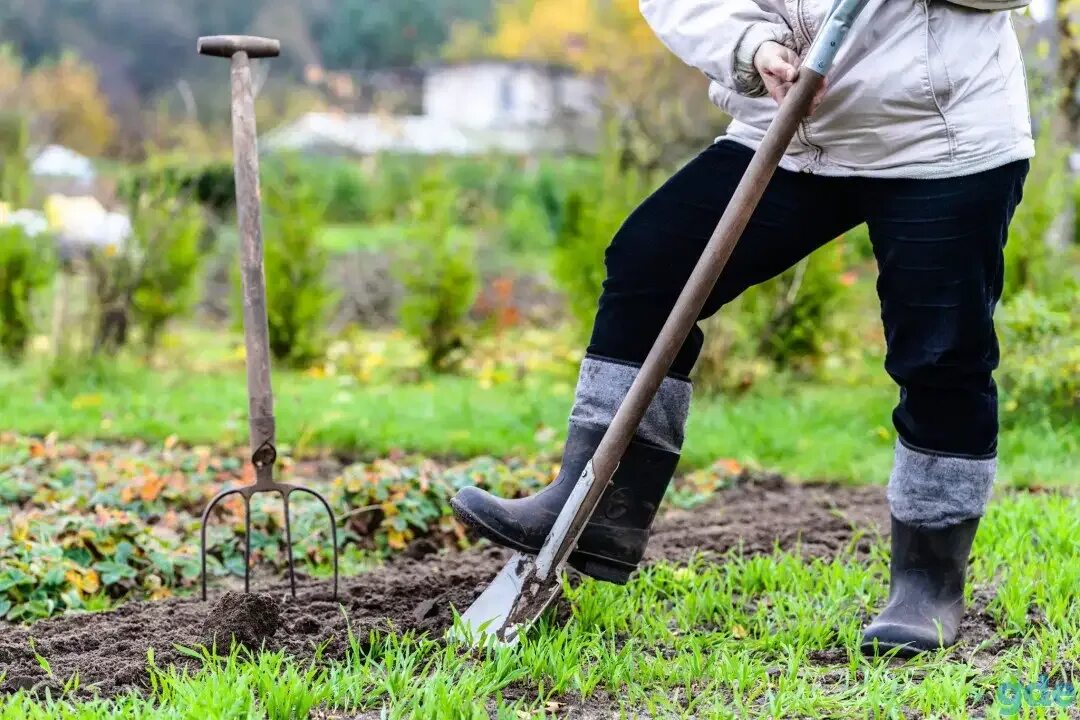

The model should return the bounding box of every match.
[203,592,282,650]
[0,476,1001,702]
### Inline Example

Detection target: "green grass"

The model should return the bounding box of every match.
[2,492,1076,718]
[1,359,1075,488]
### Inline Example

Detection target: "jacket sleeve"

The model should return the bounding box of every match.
[639,0,795,98]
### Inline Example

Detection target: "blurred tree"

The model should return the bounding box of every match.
[0,45,117,156]
[1058,0,1080,137]
[445,0,720,170]
[317,0,492,70]
[24,54,117,155]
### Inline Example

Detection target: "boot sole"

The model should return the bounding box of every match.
[450,498,635,585]
[859,639,929,659]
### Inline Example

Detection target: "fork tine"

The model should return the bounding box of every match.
[294,487,339,600]
[243,494,252,594]
[200,488,242,601]
[282,489,297,598]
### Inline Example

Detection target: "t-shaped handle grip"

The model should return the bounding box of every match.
[197,35,280,59]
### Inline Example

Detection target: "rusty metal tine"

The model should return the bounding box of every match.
[282,490,297,598]
[293,487,339,600]
[243,495,252,594]
[200,488,243,601]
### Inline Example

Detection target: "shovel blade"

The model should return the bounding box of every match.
[451,552,562,647]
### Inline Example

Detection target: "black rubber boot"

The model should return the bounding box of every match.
[861,515,980,657]
[450,424,679,584]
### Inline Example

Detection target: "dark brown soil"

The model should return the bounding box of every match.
[0,477,895,699]
[203,592,282,650]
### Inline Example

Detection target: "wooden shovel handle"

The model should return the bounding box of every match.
[539,67,827,577]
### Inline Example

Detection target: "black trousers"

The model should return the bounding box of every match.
[588,140,1029,458]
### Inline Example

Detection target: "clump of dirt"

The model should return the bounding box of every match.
[203,592,282,651]
[0,476,899,700]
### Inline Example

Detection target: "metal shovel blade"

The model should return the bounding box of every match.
[451,552,563,647]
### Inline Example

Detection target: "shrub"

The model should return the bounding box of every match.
[121,162,236,216]
[693,242,848,394]
[264,158,372,225]
[394,170,479,371]
[86,244,137,355]
[551,140,651,337]
[259,162,335,367]
[86,179,206,354]
[1006,131,1069,292]
[749,242,847,365]
[129,180,206,350]
[0,113,31,207]
[0,225,54,360]
[503,193,555,254]
[533,158,581,237]
[998,285,1079,421]
[322,162,371,223]
[368,155,424,223]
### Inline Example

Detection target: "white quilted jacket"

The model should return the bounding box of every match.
[640,0,1035,178]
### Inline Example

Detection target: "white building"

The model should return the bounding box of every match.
[268,61,602,157]
[422,61,599,132]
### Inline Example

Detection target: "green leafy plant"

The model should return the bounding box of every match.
[694,242,848,395]
[322,161,372,224]
[551,137,651,337]
[259,160,335,368]
[1006,131,1069,293]
[998,284,1080,421]
[332,456,550,553]
[0,225,54,361]
[0,113,32,207]
[394,169,479,371]
[129,179,207,350]
[121,162,236,216]
[749,242,847,365]
[503,193,555,254]
[86,178,206,354]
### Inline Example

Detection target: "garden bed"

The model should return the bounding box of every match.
[0,475,891,699]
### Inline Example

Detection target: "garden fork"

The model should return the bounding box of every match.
[197,35,338,601]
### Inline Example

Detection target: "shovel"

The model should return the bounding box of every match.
[453,0,871,646]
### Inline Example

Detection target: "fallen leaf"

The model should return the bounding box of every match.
[140,474,167,503]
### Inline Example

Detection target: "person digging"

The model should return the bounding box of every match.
[453,0,1034,657]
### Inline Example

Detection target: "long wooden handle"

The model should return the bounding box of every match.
[227,51,278,481]
[538,68,827,578]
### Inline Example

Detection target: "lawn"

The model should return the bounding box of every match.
[1,326,1076,718]
[1,333,1075,487]
[1,490,1076,718]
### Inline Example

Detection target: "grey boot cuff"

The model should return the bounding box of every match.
[887,440,996,529]
[569,355,692,454]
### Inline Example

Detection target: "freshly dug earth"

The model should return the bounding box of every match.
[0,476,892,699]
[203,592,282,650]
